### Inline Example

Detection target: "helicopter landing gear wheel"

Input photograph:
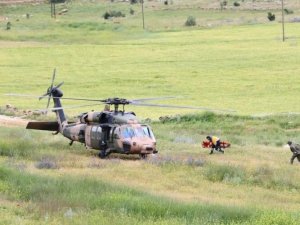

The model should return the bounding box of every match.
[139,154,148,159]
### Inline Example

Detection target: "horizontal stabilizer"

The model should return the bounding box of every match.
[26,121,59,131]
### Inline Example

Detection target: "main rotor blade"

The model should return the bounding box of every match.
[5,94,106,102]
[131,102,236,112]
[53,97,107,102]
[6,94,175,103]
[46,93,52,109]
[55,81,64,89]
[5,93,43,98]
[39,93,49,100]
[131,96,176,102]
[5,93,235,112]
[50,68,56,90]
[46,103,104,111]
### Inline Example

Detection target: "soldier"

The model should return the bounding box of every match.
[287,141,300,164]
[206,135,224,154]
[104,104,110,111]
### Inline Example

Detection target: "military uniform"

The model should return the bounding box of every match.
[287,141,300,164]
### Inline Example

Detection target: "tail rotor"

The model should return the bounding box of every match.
[39,69,64,113]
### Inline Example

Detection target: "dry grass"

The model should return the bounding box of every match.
[14,145,298,212]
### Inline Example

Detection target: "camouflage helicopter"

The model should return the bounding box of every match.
[8,70,234,159]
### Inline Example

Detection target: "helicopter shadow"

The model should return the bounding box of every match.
[87,150,142,161]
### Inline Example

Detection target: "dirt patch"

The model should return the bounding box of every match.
[0,41,47,48]
[0,0,44,5]
[0,115,28,128]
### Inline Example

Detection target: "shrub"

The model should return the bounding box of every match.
[130,0,138,4]
[6,22,11,30]
[233,2,240,7]
[220,1,227,10]
[204,164,245,184]
[267,12,275,21]
[146,155,182,166]
[103,12,110,20]
[49,0,66,3]
[284,8,294,15]
[186,157,205,167]
[185,16,196,26]
[129,8,135,15]
[35,157,59,169]
[103,10,125,20]
[164,0,168,5]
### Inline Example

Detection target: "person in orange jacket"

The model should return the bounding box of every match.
[206,135,224,154]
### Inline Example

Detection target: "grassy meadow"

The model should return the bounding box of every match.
[1,0,300,224]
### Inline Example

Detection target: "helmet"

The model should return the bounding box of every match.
[287,141,292,146]
[206,136,212,140]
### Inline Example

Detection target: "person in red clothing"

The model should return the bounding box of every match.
[206,135,224,154]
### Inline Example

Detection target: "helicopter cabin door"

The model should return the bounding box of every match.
[85,125,103,149]
[91,125,102,149]
[85,126,92,148]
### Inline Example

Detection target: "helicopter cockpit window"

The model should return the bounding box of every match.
[121,126,149,139]
[121,127,135,138]
[134,127,148,138]
[142,125,155,139]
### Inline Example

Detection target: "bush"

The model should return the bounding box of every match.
[233,2,240,7]
[103,12,110,20]
[185,16,196,26]
[130,0,138,4]
[267,12,275,21]
[204,164,245,184]
[220,0,227,10]
[49,0,66,3]
[129,8,135,15]
[186,157,205,167]
[35,157,59,169]
[103,10,125,20]
[6,22,11,30]
[284,8,294,15]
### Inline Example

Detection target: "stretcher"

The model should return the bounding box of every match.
[202,140,231,149]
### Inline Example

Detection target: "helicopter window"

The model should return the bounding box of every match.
[121,126,149,138]
[96,127,102,140]
[92,126,97,133]
[134,127,148,138]
[142,126,151,138]
[121,127,135,139]
[142,125,155,139]
[113,127,121,139]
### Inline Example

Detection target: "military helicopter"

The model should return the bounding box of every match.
[7,70,235,159]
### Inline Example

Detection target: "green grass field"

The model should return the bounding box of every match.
[1,1,300,224]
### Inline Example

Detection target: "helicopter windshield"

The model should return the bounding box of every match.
[121,126,150,139]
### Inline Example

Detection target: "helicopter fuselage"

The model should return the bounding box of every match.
[62,111,157,157]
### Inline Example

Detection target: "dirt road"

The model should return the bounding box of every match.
[0,115,28,128]
[0,0,44,5]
